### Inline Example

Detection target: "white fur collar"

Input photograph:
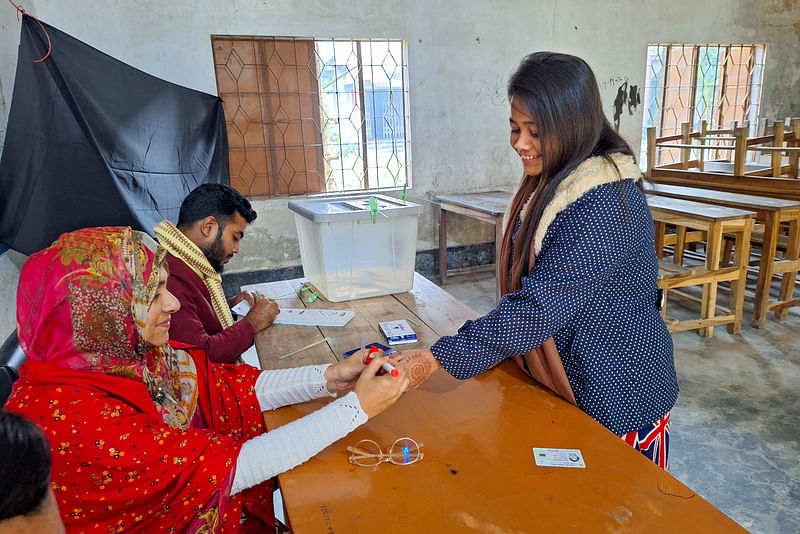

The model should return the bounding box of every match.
[502,153,641,255]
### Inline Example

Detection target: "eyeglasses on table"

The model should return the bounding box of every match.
[347,437,424,467]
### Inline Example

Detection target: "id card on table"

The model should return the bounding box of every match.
[532,447,586,468]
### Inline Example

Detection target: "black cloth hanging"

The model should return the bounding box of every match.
[0,15,230,255]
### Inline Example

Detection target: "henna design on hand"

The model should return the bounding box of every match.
[403,351,441,389]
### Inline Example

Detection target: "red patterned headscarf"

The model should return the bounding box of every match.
[16,226,190,426]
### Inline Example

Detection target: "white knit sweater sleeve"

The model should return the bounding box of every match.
[230,391,367,495]
[254,365,337,411]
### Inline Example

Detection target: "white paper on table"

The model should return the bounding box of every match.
[231,283,287,316]
[231,301,354,327]
[232,282,305,316]
[239,282,279,296]
[273,309,354,327]
[232,283,354,326]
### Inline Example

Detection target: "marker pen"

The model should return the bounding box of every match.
[364,345,380,364]
[382,361,400,378]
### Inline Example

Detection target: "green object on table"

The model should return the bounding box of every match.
[300,285,325,303]
[272,285,327,303]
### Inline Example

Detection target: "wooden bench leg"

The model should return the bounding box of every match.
[700,223,723,337]
[654,221,666,260]
[494,217,504,304]
[674,226,687,265]
[727,219,753,334]
[775,218,799,323]
[752,213,780,328]
[439,207,448,286]
[721,238,734,267]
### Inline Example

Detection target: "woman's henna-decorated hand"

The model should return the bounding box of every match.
[394,349,441,389]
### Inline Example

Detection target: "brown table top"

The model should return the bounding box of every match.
[646,183,800,212]
[647,195,757,222]
[256,274,745,533]
[435,191,513,216]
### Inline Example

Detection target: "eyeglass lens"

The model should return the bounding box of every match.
[389,438,419,464]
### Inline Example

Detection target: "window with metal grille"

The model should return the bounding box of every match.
[640,43,766,166]
[211,37,410,198]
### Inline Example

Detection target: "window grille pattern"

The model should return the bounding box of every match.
[640,43,766,166]
[212,37,410,198]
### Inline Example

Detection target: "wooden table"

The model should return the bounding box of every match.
[647,196,755,336]
[646,183,800,328]
[435,191,512,303]
[254,274,745,533]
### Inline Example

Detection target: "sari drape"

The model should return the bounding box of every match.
[499,177,578,406]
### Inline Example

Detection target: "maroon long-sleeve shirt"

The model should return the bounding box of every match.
[164,254,255,363]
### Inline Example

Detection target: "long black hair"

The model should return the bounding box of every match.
[506,52,635,287]
[0,411,52,520]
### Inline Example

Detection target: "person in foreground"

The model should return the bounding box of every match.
[6,226,407,532]
[397,52,678,469]
[0,411,65,534]
[154,183,280,364]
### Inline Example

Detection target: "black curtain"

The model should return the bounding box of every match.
[0,16,230,255]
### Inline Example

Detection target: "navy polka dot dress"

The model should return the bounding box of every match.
[432,177,679,436]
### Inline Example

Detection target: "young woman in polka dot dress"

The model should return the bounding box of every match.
[397,52,678,469]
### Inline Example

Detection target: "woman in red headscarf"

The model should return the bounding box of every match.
[6,227,406,533]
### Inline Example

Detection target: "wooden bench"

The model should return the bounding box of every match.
[658,260,695,327]
[646,183,800,327]
[657,260,741,333]
[648,196,755,336]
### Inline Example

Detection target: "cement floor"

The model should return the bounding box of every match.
[431,271,799,534]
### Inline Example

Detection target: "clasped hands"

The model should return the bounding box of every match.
[323,347,441,418]
[323,349,408,418]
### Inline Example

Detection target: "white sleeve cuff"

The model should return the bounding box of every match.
[255,364,337,412]
[230,391,367,495]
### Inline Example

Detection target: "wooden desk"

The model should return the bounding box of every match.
[254,274,745,533]
[647,196,755,336]
[647,183,800,328]
[435,191,512,303]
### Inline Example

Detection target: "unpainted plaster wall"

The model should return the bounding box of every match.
[1,0,798,337]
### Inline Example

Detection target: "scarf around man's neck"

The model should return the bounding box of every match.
[154,220,234,329]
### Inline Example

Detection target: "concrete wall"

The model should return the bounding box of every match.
[1,0,798,337]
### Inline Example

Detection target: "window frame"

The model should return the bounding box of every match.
[640,43,767,167]
[211,35,411,199]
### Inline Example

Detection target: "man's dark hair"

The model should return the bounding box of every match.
[176,183,257,230]
[0,411,52,520]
